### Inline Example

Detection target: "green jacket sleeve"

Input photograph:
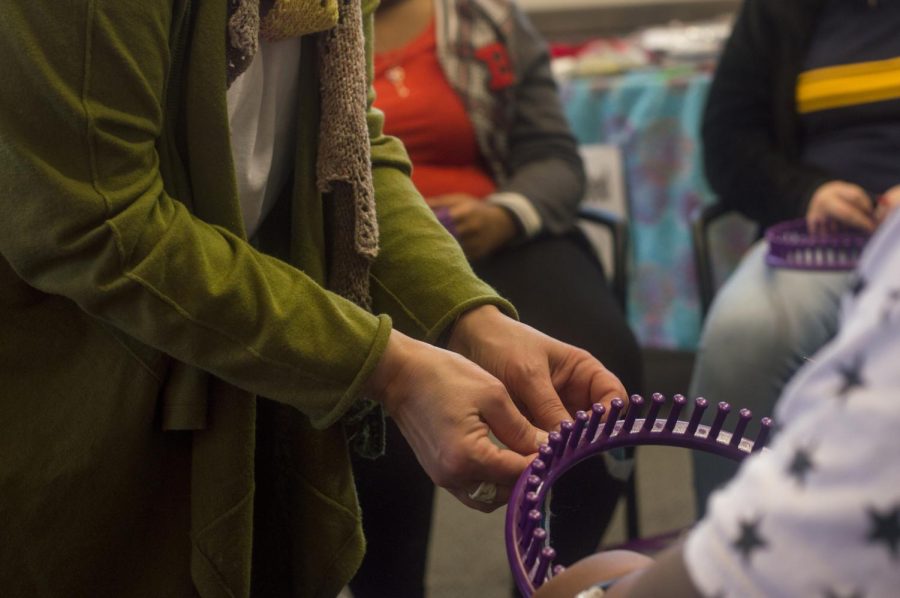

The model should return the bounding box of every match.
[0,2,392,427]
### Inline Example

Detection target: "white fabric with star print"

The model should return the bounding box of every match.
[684,210,900,597]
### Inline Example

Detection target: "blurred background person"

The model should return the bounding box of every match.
[349,0,644,596]
[690,0,900,512]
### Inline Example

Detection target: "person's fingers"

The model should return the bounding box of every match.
[479,384,549,455]
[446,436,533,513]
[548,348,625,414]
[591,376,629,417]
[828,197,876,232]
[448,205,504,259]
[447,201,472,221]
[806,212,827,235]
[467,443,533,487]
[451,206,489,241]
[452,200,480,216]
[398,410,529,512]
[808,183,876,232]
[583,365,628,409]
[513,368,571,432]
[452,215,477,238]
[834,185,874,213]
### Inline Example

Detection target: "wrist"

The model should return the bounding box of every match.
[366,329,417,416]
[446,304,504,357]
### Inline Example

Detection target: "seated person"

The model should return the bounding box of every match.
[536,207,900,597]
[691,0,900,511]
[350,0,643,596]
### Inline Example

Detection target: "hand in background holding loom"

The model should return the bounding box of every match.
[806,180,876,234]
[426,193,518,260]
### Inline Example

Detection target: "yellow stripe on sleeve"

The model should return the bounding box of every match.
[797,56,900,114]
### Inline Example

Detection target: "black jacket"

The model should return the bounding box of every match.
[703,0,831,228]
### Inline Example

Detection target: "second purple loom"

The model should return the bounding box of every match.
[765,218,869,270]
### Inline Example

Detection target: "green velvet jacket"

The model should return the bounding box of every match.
[0,2,511,596]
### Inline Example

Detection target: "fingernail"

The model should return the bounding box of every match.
[535,430,549,449]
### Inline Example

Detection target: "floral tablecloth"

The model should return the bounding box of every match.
[561,66,751,350]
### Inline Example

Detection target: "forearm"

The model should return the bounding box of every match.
[605,547,701,598]
[534,546,701,598]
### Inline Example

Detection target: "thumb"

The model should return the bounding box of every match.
[472,440,535,488]
[480,391,549,456]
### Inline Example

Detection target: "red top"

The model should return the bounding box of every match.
[374,20,496,199]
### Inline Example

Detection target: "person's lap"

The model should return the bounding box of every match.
[689,241,851,513]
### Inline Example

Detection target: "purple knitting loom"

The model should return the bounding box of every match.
[765,218,869,270]
[505,394,773,597]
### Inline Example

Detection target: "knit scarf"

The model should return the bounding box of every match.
[226,0,384,456]
[227,0,379,311]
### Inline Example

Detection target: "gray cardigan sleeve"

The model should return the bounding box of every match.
[493,5,586,237]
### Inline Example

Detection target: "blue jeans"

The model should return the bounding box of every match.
[689,241,851,514]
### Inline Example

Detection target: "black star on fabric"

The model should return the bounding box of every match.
[732,518,768,562]
[823,589,864,598]
[787,447,816,486]
[836,354,866,399]
[850,275,867,297]
[866,504,900,559]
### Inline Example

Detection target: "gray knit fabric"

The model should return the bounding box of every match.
[316,0,379,311]
[314,0,382,456]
